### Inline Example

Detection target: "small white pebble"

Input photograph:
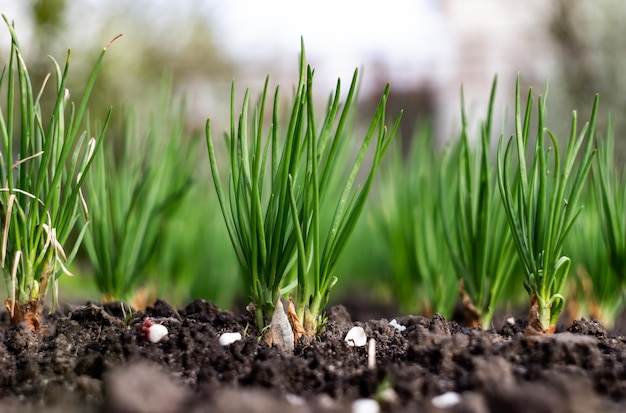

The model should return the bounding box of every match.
[317,394,336,409]
[285,393,305,406]
[345,326,367,347]
[506,317,516,326]
[388,319,406,332]
[219,332,242,346]
[351,398,380,413]
[147,324,168,343]
[431,391,462,408]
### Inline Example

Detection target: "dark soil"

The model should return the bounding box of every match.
[0,299,624,413]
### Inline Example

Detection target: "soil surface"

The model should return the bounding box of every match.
[0,299,624,413]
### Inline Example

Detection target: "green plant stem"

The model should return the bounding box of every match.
[497,75,598,334]
[206,40,400,334]
[82,80,195,303]
[441,77,517,329]
[373,127,457,318]
[0,17,117,328]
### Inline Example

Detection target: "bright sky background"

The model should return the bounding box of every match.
[2,0,547,141]
[210,0,454,87]
[213,0,447,60]
[2,0,456,90]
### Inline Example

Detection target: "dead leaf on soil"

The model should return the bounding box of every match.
[458,280,481,328]
[287,297,306,344]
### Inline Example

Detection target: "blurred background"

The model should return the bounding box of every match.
[4,0,625,144]
[1,0,625,321]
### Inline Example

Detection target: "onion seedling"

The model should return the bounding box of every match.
[440,78,517,329]
[373,130,457,318]
[567,117,626,327]
[206,41,400,336]
[496,76,598,335]
[0,17,118,330]
[592,118,626,289]
[566,189,623,327]
[82,82,195,306]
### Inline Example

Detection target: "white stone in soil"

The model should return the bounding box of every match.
[268,299,294,352]
[345,326,367,347]
[388,319,406,332]
[431,391,462,408]
[351,398,380,413]
[147,324,168,343]
[285,393,305,406]
[219,332,242,346]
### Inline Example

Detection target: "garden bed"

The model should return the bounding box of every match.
[0,299,624,413]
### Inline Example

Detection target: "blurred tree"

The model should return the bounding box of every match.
[93,8,233,125]
[548,0,626,161]
[32,0,66,36]
[13,2,233,133]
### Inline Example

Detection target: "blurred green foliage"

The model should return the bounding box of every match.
[32,0,65,34]
[563,119,626,328]
[440,80,518,329]
[548,0,626,161]
[369,129,457,319]
[12,2,233,137]
[156,185,241,310]
[82,81,196,304]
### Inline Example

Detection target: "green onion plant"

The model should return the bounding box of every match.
[592,118,626,287]
[82,82,195,305]
[0,17,117,330]
[497,76,598,335]
[565,186,622,327]
[574,117,626,326]
[373,128,457,318]
[440,78,518,329]
[206,41,401,336]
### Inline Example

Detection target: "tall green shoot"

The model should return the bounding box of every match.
[82,82,195,305]
[374,129,457,318]
[0,17,118,330]
[441,78,517,329]
[497,76,598,334]
[566,186,622,327]
[578,117,626,326]
[206,41,400,336]
[288,66,400,335]
[592,117,626,285]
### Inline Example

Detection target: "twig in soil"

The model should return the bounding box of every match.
[368,338,376,369]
